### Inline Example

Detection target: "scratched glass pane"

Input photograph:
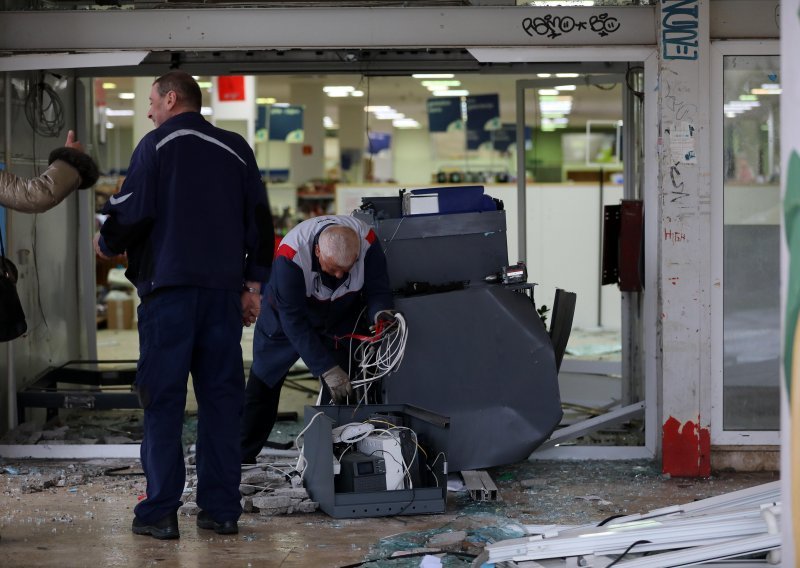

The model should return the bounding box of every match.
[722,54,780,431]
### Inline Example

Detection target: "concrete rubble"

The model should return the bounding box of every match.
[179,455,319,518]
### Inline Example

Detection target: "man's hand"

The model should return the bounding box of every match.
[321,365,352,404]
[65,129,84,152]
[93,233,110,260]
[241,281,261,327]
[374,309,399,329]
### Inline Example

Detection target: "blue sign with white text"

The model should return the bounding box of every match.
[492,123,532,153]
[466,94,501,151]
[269,105,304,143]
[427,97,463,133]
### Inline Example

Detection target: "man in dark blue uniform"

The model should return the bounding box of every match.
[94,71,273,539]
[240,215,396,464]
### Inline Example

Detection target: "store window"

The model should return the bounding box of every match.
[721,54,780,431]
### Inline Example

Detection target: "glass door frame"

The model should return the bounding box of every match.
[512,47,659,459]
[710,40,781,446]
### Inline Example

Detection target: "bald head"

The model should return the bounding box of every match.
[316,225,360,278]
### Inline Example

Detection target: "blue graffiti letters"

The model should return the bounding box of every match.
[662,0,699,60]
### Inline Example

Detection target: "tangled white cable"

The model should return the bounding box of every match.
[350,312,409,388]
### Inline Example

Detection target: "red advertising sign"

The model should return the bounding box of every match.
[218,76,246,101]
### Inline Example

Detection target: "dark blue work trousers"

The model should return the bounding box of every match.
[133,287,244,524]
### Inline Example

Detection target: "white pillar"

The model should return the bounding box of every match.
[781,0,798,562]
[657,0,712,476]
[132,76,153,146]
[289,80,325,185]
[211,76,257,150]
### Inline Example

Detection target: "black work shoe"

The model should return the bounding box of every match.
[197,510,239,535]
[131,511,180,540]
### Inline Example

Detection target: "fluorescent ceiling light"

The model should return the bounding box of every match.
[118,92,135,100]
[365,105,392,112]
[105,122,115,129]
[323,85,355,93]
[538,89,559,96]
[327,92,350,98]
[433,90,469,97]
[102,82,117,89]
[323,116,335,128]
[421,80,461,88]
[536,73,552,78]
[726,112,737,118]
[105,109,134,116]
[197,81,212,90]
[556,73,580,78]
[412,73,454,79]
[375,112,405,120]
[393,118,420,129]
[751,84,781,95]
[539,101,572,113]
[351,90,364,97]
[256,97,277,105]
[725,100,760,109]
[739,94,758,101]
[555,85,576,91]
[200,107,213,116]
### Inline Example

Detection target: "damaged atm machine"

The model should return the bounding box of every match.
[305,186,575,516]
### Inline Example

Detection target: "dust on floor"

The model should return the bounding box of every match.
[0,456,776,568]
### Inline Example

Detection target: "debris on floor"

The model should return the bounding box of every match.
[481,481,781,567]
[0,456,779,567]
[461,471,500,502]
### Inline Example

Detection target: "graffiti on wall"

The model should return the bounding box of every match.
[662,0,699,60]
[522,13,620,39]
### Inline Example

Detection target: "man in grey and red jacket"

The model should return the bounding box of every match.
[240,214,397,464]
[94,71,273,540]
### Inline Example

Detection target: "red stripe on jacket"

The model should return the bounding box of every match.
[276,243,297,260]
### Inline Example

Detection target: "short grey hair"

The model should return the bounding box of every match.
[318,225,360,268]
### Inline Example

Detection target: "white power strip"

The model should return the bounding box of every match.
[357,433,405,490]
[332,422,374,443]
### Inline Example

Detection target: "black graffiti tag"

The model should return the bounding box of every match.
[522,13,620,39]
[589,13,621,37]
[522,15,582,38]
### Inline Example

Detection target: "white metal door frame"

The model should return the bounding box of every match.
[710,39,781,446]
[481,45,659,460]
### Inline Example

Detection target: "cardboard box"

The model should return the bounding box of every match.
[107,298,134,330]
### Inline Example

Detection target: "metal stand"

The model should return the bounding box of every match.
[16,359,139,424]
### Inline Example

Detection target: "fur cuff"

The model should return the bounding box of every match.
[48,147,99,189]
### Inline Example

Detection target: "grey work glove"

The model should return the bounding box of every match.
[321,365,352,404]
[374,309,399,328]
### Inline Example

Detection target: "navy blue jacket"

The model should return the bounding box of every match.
[98,112,273,297]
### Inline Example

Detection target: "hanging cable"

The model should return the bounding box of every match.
[345,313,409,389]
[24,75,65,138]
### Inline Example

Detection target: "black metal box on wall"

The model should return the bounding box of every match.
[302,404,449,519]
